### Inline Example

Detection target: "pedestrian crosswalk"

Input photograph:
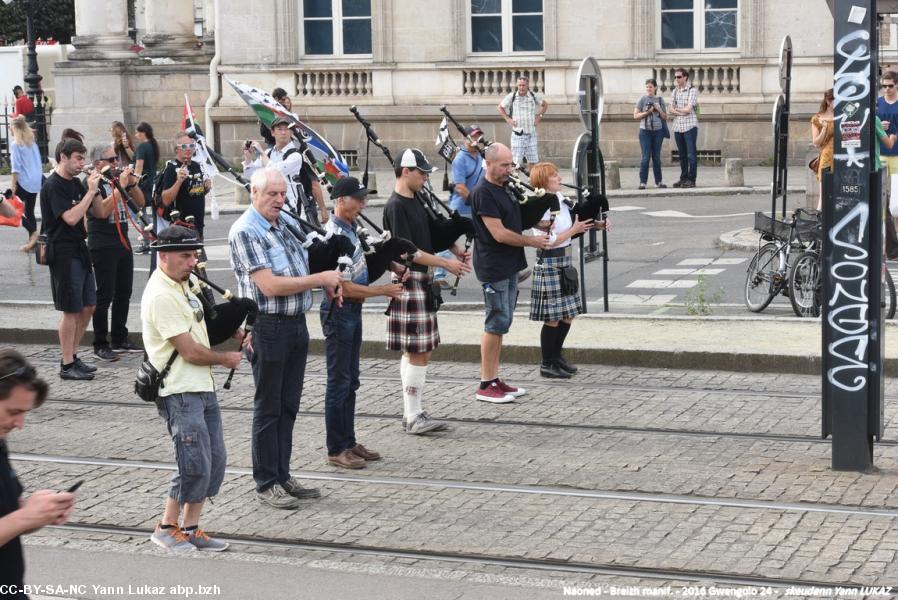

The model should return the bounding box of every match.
[614,257,748,307]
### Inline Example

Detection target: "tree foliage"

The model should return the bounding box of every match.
[0,0,76,46]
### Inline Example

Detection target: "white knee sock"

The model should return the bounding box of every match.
[403,364,427,422]
[400,354,409,380]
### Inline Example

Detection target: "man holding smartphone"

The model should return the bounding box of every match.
[0,349,76,596]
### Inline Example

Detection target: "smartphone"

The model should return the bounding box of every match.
[65,480,84,493]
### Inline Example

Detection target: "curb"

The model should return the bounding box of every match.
[0,326,841,375]
[717,227,760,251]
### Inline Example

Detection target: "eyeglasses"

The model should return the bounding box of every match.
[674,75,685,79]
[883,84,895,89]
[187,298,204,323]
[100,156,117,162]
[0,365,35,382]
[177,143,197,151]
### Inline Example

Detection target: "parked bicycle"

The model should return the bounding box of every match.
[789,245,896,318]
[744,208,820,313]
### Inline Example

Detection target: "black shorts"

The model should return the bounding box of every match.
[51,253,97,313]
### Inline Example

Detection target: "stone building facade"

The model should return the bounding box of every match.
[51,1,891,168]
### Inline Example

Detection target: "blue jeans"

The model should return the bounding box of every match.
[157,391,227,504]
[639,129,665,185]
[674,127,698,183]
[321,302,362,456]
[482,276,519,335]
[249,314,309,492]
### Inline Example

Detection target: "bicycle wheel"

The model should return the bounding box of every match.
[744,242,782,312]
[885,268,896,319]
[788,250,821,317]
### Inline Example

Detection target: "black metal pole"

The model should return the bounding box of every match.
[22,0,47,163]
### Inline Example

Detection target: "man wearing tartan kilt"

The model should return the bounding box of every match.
[383,149,472,434]
[469,144,552,403]
[526,162,605,378]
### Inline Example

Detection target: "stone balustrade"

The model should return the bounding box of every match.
[298,70,373,97]
[653,65,741,95]
[462,68,545,97]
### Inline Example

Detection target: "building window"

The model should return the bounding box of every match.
[470,0,543,54]
[303,0,372,56]
[660,0,738,51]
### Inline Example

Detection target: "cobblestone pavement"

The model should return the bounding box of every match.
[8,344,898,593]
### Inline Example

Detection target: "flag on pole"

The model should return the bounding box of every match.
[183,95,221,220]
[225,77,350,184]
[435,116,458,162]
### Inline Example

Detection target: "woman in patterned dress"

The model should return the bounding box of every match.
[528,162,604,379]
[811,89,834,211]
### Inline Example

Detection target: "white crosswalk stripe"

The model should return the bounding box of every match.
[627,279,699,289]
[654,268,725,276]
[607,293,677,306]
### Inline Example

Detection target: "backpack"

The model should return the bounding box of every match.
[506,90,539,119]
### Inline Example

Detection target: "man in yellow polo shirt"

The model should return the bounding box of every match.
[141,225,243,552]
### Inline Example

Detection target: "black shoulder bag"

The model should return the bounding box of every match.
[134,351,179,403]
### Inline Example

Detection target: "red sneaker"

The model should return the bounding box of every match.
[475,381,515,403]
[497,379,526,397]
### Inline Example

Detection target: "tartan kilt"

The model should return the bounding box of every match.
[386,269,440,353]
[529,253,583,322]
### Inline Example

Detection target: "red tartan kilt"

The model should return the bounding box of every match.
[386,269,440,353]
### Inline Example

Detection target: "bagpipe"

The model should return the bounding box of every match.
[188,270,258,390]
[511,164,608,234]
[349,106,472,294]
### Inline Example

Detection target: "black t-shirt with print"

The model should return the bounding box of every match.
[160,160,207,234]
[87,180,132,250]
[470,179,527,283]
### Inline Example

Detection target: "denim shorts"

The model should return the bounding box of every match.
[482,275,519,335]
[157,391,227,504]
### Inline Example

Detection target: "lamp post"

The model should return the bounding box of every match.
[4,0,49,162]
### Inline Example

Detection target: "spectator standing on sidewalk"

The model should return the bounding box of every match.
[111,121,135,164]
[230,167,342,509]
[9,116,42,252]
[810,89,834,212]
[470,143,550,403]
[260,88,293,148]
[321,177,404,469]
[669,68,699,188]
[10,86,34,122]
[383,149,471,433]
[142,226,242,552]
[0,349,76,595]
[634,79,668,190]
[134,122,160,254]
[497,76,548,167]
[40,138,103,381]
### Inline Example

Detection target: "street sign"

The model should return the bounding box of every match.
[778,35,792,92]
[576,57,603,131]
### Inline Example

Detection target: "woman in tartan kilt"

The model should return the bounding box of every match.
[528,163,605,378]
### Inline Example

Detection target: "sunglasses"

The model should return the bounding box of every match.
[0,365,36,382]
[177,143,197,150]
[883,84,895,89]
[100,156,117,162]
[674,75,685,79]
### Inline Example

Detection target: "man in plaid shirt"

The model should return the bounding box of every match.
[669,68,699,188]
[498,76,549,167]
[229,167,342,510]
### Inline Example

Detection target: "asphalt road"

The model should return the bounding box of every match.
[0,192,803,317]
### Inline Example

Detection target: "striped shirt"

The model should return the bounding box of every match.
[670,85,699,133]
[229,206,312,316]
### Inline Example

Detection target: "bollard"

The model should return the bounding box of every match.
[605,160,621,190]
[724,158,744,187]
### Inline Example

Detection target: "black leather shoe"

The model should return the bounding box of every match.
[555,357,578,374]
[73,356,98,373]
[60,365,95,381]
[540,362,571,379]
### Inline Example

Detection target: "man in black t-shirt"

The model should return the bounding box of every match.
[0,350,76,597]
[382,148,471,435]
[160,132,210,237]
[40,138,106,381]
[470,143,550,404]
[86,144,146,362]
